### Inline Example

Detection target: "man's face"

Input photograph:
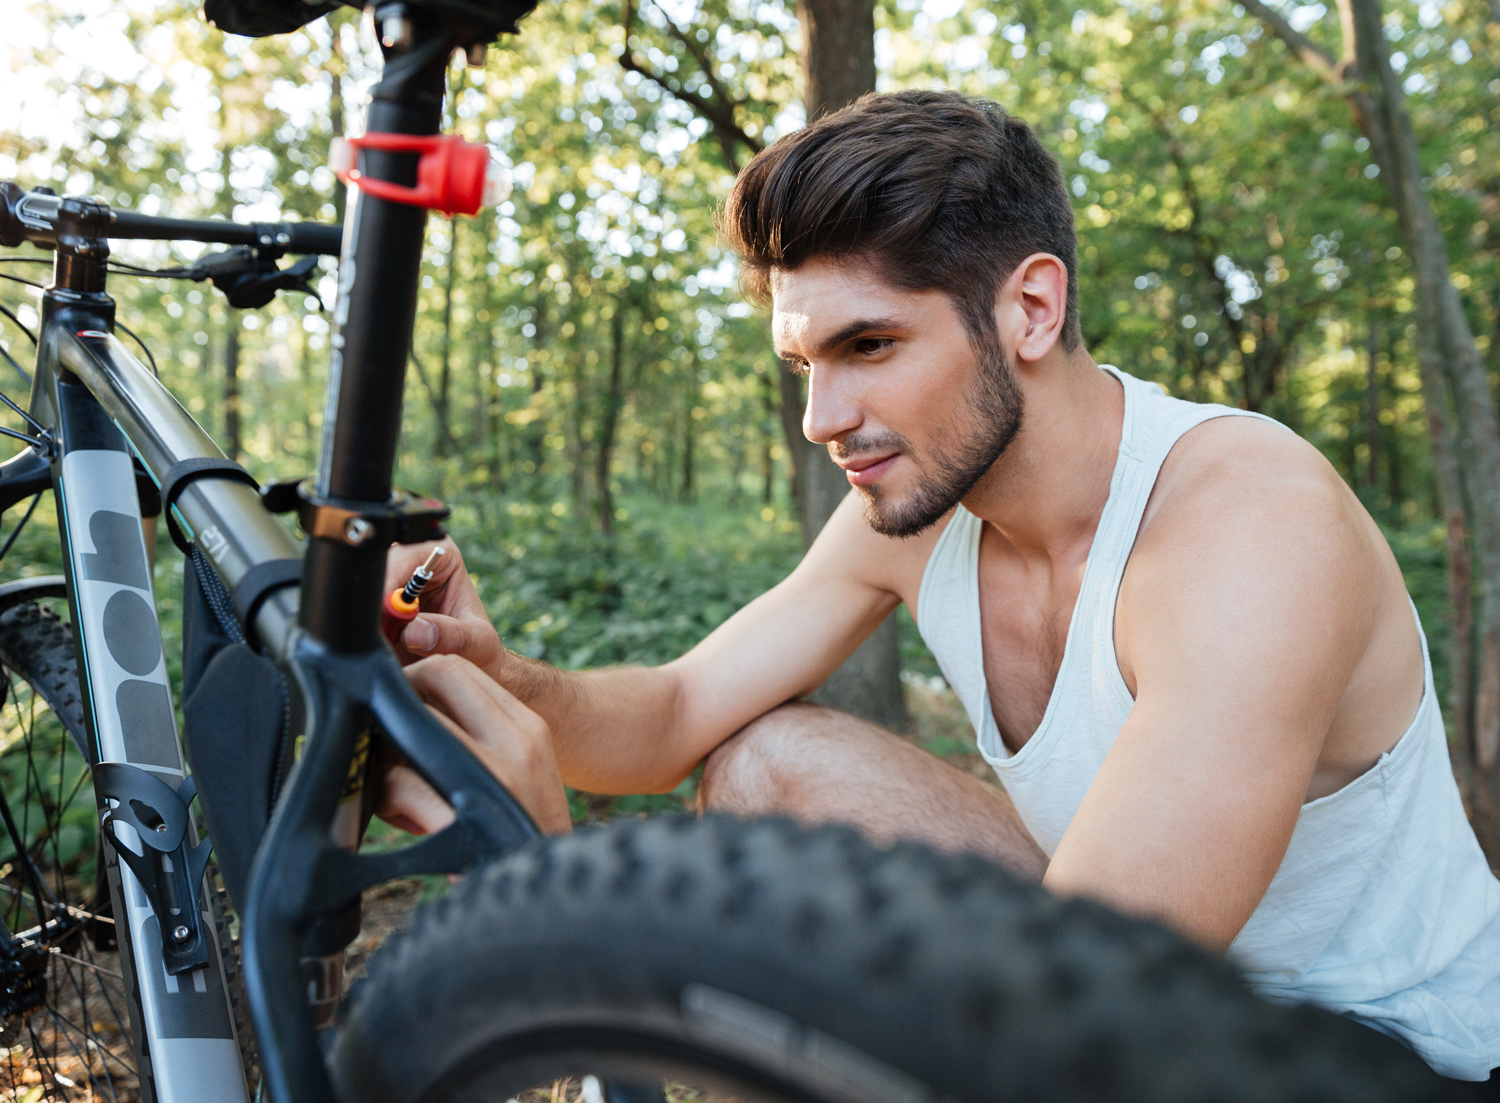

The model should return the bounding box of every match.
[771,258,1023,538]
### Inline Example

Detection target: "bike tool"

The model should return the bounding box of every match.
[381,546,445,646]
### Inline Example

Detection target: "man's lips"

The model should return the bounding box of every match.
[838,452,899,486]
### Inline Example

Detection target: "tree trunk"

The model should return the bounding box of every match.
[787,0,908,732]
[1417,344,1475,782]
[796,0,876,118]
[487,314,505,492]
[1244,0,1500,863]
[329,22,347,225]
[1342,0,1500,851]
[596,307,626,534]
[776,370,806,516]
[566,353,588,511]
[525,300,548,484]
[1365,312,1381,490]
[761,371,777,505]
[680,372,696,504]
[224,313,242,462]
[436,220,459,458]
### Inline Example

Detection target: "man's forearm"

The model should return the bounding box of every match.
[489,649,698,795]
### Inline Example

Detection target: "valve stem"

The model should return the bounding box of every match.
[400,547,445,605]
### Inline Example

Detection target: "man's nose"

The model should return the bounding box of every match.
[802,366,862,445]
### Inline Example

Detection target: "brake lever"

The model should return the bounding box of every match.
[188,247,324,309]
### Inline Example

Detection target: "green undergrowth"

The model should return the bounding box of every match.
[0,485,1462,840]
[448,495,805,670]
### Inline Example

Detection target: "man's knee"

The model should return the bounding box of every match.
[700,702,829,816]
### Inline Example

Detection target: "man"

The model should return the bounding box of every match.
[382,91,1500,1086]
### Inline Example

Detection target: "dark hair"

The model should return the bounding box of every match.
[720,90,1080,352]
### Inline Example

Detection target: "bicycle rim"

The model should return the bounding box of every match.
[0,598,141,1101]
[393,1031,847,1103]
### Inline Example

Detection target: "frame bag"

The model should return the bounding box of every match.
[180,545,294,911]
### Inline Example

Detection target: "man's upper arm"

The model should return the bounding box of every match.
[665,490,912,760]
[1043,452,1380,950]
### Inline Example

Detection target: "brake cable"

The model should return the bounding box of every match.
[114,322,159,377]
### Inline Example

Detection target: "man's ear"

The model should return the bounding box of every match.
[994,254,1069,364]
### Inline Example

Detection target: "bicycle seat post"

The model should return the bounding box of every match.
[299,4,452,655]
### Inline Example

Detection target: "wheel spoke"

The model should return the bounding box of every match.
[0,614,143,1099]
[48,949,123,982]
[58,929,133,1048]
[44,1002,127,1101]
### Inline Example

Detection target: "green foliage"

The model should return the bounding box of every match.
[0,681,96,880]
[0,0,1493,779]
[452,493,803,669]
[1386,520,1454,703]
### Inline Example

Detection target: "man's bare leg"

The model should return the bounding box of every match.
[699,702,1048,880]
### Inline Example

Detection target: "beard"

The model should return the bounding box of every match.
[836,336,1024,539]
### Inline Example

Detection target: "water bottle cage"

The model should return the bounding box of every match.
[329,132,509,217]
[95,765,215,976]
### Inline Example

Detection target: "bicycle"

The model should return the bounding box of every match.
[0,1,1472,1101]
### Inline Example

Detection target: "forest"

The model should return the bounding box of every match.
[2,0,1499,854]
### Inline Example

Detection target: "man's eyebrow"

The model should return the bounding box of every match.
[775,316,907,361]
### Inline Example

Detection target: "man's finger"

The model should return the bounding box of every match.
[401,657,573,835]
[406,655,539,739]
[377,762,456,835]
[399,611,496,657]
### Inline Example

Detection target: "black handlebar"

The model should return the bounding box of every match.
[110,210,344,255]
[0,182,342,256]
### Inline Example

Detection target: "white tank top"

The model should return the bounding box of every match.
[916,365,1500,1080]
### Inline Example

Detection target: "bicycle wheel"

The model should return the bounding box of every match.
[0,589,144,1100]
[330,815,1461,1103]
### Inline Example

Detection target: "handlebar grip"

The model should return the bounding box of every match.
[281,222,344,257]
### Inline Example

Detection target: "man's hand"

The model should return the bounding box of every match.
[376,654,573,836]
[384,539,505,677]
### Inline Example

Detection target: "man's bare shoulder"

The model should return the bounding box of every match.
[1141,414,1369,554]
[1122,414,1390,671]
[1118,411,1424,794]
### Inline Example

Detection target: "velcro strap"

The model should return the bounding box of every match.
[231,558,302,630]
[160,457,259,555]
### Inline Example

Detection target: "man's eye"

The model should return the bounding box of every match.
[854,337,893,356]
[783,359,809,377]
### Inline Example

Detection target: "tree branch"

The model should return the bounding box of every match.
[1237,0,1346,83]
[652,0,739,111]
[1238,0,1397,210]
[618,0,763,172]
[408,348,461,454]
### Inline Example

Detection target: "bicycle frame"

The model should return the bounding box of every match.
[7,297,259,1102]
[1,8,545,1102]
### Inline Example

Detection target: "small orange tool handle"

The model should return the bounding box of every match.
[381,588,421,647]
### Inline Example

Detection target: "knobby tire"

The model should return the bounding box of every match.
[331,814,1463,1103]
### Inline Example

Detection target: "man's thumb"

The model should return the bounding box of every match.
[401,613,454,654]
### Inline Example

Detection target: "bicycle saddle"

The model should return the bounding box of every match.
[204,0,539,39]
